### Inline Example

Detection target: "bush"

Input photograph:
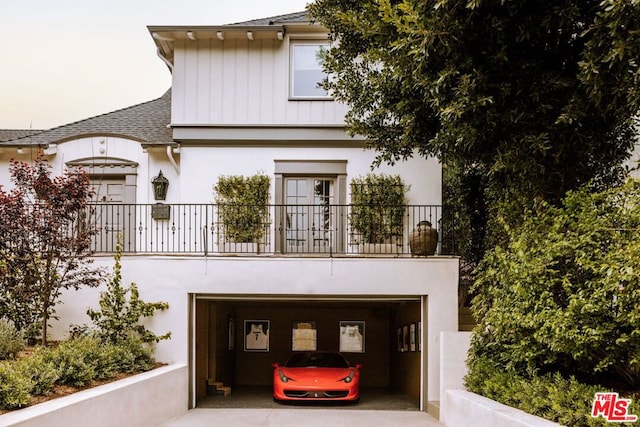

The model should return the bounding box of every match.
[15,347,60,396]
[471,181,640,388]
[44,338,101,386]
[0,336,158,410]
[0,362,34,409]
[350,174,406,243]
[0,319,25,360]
[213,174,271,242]
[465,356,638,426]
[106,336,155,373]
[45,336,156,386]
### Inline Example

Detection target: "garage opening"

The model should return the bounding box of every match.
[192,296,424,410]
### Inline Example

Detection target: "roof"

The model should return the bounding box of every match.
[0,129,44,142]
[0,90,173,147]
[148,11,319,69]
[1,11,312,148]
[228,11,309,26]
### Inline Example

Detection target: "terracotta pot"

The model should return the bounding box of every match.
[409,221,438,256]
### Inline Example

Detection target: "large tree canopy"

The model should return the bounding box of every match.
[309,0,640,209]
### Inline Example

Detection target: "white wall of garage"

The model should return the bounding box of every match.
[53,255,458,405]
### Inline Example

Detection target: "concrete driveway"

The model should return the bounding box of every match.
[162,408,443,427]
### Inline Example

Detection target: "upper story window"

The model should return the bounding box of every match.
[290,41,330,99]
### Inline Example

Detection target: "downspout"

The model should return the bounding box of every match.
[167,145,179,174]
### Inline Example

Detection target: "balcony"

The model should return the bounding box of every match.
[84,204,455,256]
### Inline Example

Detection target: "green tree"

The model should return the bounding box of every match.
[308,0,640,244]
[470,180,640,389]
[87,237,170,345]
[0,159,104,344]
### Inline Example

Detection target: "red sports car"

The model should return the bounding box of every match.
[272,351,361,402]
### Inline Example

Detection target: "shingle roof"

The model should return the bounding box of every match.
[229,11,308,26]
[0,129,44,142]
[0,89,173,147]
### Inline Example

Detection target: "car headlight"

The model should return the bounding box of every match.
[278,369,290,383]
[340,369,355,383]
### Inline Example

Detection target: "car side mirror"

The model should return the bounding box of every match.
[272,363,280,368]
[354,363,362,369]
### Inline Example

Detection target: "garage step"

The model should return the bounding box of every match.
[207,379,232,397]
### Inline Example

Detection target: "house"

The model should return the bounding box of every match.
[0,11,458,415]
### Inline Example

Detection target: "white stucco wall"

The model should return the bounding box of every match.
[51,255,458,404]
[0,139,441,208]
[439,331,472,416]
[442,390,560,427]
[177,145,440,205]
[0,364,188,427]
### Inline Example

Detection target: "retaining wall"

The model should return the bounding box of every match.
[0,364,188,427]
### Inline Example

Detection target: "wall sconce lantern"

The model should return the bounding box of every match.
[152,170,169,201]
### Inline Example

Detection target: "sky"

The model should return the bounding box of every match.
[0,0,311,130]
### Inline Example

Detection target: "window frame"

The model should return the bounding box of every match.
[289,40,332,100]
[274,160,347,253]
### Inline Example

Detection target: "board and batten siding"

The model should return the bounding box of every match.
[171,37,349,126]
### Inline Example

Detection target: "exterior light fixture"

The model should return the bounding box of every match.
[152,170,169,201]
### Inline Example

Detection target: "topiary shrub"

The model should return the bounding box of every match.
[214,174,271,243]
[349,174,407,244]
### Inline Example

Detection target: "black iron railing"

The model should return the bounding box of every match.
[82,204,455,256]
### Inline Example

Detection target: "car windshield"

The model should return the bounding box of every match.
[284,352,349,368]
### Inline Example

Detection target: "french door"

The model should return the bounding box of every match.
[90,178,132,252]
[284,177,336,253]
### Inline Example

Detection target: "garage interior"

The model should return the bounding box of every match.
[193,296,424,409]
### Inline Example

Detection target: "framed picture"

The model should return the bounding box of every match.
[403,325,409,352]
[418,321,422,352]
[244,320,270,352]
[410,323,416,352]
[339,321,365,353]
[228,317,235,351]
[397,327,403,352]
[292,321,317,351]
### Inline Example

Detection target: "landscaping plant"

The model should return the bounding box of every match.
[213,174,271,243]
[87,236,171,345]
[349,173,406,244]
[467,180,640,424]
[0,158,104,344]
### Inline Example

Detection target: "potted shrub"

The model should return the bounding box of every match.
[349,174,407,254]
[214,174,271,253]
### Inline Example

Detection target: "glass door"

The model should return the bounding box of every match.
[90,178,129,252]
[285,178,335,253]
